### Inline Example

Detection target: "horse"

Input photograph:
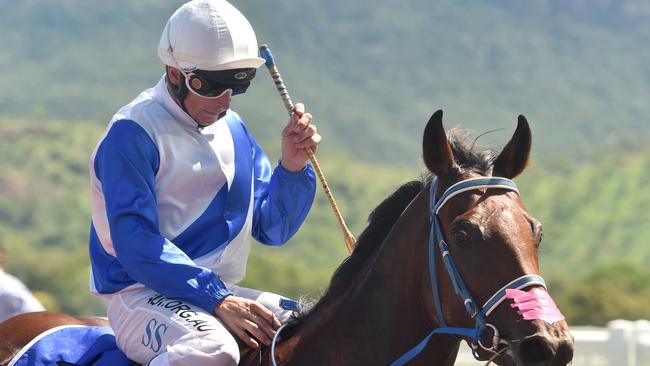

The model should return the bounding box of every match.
[0,109,574,365]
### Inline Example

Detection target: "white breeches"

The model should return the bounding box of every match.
[106,286,293,366]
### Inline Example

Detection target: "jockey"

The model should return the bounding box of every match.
[87,1,319,365]
[0,244,46,323]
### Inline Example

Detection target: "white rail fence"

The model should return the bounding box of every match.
[454,320,650,365]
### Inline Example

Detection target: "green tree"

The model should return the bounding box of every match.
[556,263,650,326]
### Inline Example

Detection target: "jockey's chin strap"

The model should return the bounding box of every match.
[389,177,547,366]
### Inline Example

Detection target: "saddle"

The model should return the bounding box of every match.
[8,325,133,366]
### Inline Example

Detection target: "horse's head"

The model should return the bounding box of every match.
[421,110,573,365]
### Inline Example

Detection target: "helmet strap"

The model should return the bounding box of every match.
[165,66,190,113]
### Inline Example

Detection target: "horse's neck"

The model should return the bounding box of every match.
[275,192,460,365]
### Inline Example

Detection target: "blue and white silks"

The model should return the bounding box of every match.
[88,76,316,314]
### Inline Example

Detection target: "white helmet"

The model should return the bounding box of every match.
[157,0,264,71]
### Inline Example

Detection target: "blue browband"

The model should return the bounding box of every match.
[390,177,546,366]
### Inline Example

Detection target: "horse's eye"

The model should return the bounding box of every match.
[453,230,471,246]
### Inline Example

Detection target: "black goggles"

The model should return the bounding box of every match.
[182,68,256,98]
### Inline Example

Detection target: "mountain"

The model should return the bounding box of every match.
[1,0,649,166]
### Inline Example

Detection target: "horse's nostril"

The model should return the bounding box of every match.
[555,339,574,365]
[519,336,553,365]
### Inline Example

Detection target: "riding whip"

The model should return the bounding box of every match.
[259,44,356,254]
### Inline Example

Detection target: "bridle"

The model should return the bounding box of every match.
[390,177,547,366]
[270,177,548,366]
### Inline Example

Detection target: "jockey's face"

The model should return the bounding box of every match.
[167,67,232,127]
[183,86,232,127]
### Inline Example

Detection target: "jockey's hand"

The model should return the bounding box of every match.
[214,295,281,349]
[281,103,321,172]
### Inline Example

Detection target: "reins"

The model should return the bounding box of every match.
[390,177,547,366]
[271,323,289,366]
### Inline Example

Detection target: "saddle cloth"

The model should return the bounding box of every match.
[8,325,133,366]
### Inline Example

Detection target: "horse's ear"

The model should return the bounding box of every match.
[493,115,532,179]
[423,110,455,178]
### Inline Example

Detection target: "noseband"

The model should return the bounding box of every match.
[390,177,547,366]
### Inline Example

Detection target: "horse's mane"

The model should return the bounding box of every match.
[319,180,425,302]
[447,129,495,176]
[283,131,494,333]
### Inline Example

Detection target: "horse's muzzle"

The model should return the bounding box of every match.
[516,329,574,366]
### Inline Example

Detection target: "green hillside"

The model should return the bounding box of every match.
[1,1,649,165]
[1,118,649,324]
[521,154,650,276]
